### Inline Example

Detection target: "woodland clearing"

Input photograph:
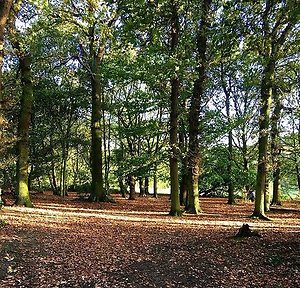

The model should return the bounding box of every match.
[0,192,299,288]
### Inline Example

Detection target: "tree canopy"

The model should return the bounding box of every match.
[0,0,299,217]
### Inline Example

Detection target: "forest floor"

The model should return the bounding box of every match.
[0,192,299,288]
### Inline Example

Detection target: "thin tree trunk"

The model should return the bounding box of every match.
[242,134,250,200]
[145,177,149,195]
[16,54,33,207]
[179,121,188,206]
[270,87,282,206]
[50,148,58,195]
[296,164,300,192]
[153,165,158,198]
[169,1,181,216]
[222,67,235,205]
[180,166,188,207]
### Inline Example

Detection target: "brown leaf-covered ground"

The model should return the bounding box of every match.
[0,192,299,288]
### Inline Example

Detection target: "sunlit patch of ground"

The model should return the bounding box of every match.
[0,193,299,287]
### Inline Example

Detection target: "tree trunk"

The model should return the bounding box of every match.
[222,69,235,205]
[253,0,294,219]
[0,0,13,100]
[139,177,145,197]
[0,0,13,149]
[296,164,300,192]
[128,175,135,200]
[103,106,111,193]
[169,1,181,216]
[180,166,188,207]
[16,54,33,207]
[61,147,68,197]
[186,0,211,214]
[89,26,105,202]
[179,121,188,206]
[253,60,274,218]
[153,167,158,198]
[270,87,282,206]
[118,176,127,198]
[242,134,250,200]
[145,177,149,195]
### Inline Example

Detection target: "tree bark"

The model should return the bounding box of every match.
[169,1,181,216]
[0,0,13,100]
[253,0,294,219]
[153,166,158,198]
[118,176,127,198]
[186,0,211,214]
[270,87,282,206]
[139,177,145,197]
[145,177,149,195]
[128,175,135,200]
[89,24,105,202]
[253,58,274,219]
[242,133,250,200]
[0,0,13,148]
[221,62,235,204]
[16,54,33,207]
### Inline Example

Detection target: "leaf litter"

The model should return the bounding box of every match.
[0,193,299,288]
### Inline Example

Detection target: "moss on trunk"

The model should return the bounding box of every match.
[16,54,33,208]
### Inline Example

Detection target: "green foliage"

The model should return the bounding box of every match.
[0,0,299,206]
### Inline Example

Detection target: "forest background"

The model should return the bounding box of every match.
[0,0,300,218]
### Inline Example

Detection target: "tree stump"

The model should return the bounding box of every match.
[235,223,261,238]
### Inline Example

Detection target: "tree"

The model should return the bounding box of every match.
[0,0,14,165]
[186,0,212,214]
[7,2,36,207]
[270,85,282,205]
[168,0,181,216]
[15,53,34,207]
[0,0,13,100]
[250,1,299,219]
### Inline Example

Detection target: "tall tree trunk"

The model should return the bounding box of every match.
[253,59,274,219]
[270,87,282,206]
[0,0,13,100]
[16,54,33,207]
[89,24,105,202]
[252,0,293,219]
[169,1,181,216]
[221,62,235,204]
[103,106,111,193]
[0,0,13,148]
[186,0,211,214]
